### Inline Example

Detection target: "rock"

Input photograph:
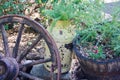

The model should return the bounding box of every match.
[30,64,51,80]
[30,64,71,80]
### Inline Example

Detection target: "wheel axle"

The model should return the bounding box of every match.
[0,57,19,80]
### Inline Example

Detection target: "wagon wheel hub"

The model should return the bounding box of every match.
[0,57,19,80]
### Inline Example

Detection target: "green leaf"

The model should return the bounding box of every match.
[114,46,120,51]
[41,0,48,3]
[4,25,9,30]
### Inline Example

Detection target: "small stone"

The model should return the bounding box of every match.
[27,42,32,46]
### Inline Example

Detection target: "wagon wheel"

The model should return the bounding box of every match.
[0,15,61,80]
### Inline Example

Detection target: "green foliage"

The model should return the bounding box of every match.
[43,0,102,30]
[77,20,120,59]
[111,21,120,55]
[88,46,106,59]
[75,0,120,59]
[75,0,104,29]
[4,25,9,30]
[0,0,41,29]
[76,14,120,59]
[0,0,26,29]
[0,0,25,16]
[43,0,76,21]
[42,0,78,30]
[35,0,49,4]
[0,0,43,16]
[111,4,120,21]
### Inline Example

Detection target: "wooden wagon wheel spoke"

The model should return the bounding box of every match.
[19,71,43,80]
[0,15,61,80]
[20,58,51,68]
[13,23,24,58]
[16,77,20,80]
[17,34,43,63]
[0,25,11,57]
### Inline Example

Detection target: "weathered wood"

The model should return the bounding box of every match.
[20,58,51,68]
[13,23,24,58]
[73,37,120,80]
[0,25,11,57]
[17,34,43,63]
[0,15,61,80]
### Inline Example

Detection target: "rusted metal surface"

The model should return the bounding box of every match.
[0,15,61,80]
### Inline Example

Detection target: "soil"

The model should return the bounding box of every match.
[77,43,116,61]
